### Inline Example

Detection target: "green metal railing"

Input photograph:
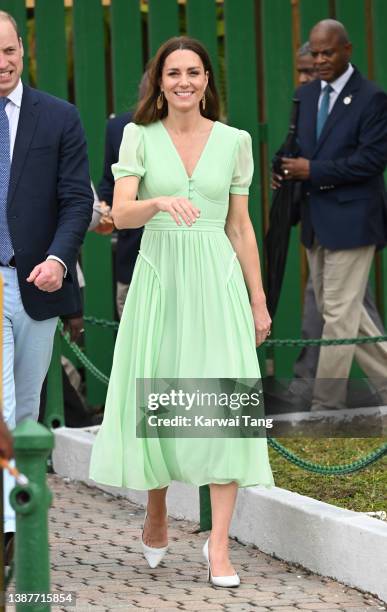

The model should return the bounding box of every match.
[49,317,387,534]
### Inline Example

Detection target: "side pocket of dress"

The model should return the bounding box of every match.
[137,250,165,376]
[225,251,237,286]
[225,251,255,338]
[138,250,162,286]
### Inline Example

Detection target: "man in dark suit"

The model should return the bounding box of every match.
[0,11,93,543]
[289,42,386,406]
[280,19,387,411]
[98,111,143,317]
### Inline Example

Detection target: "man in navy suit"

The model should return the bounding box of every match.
[99,111,143,317]
[290,42,386,407]
[0,11,92,545]
[281,19,387,411]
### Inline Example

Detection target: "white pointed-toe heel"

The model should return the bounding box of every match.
[141,511,168,568]
[202,538,240,588]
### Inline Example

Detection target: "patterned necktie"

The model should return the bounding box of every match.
[0,97,13,265]
[316,84,333,140]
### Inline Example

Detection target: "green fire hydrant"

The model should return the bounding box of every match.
[10,420,54,612]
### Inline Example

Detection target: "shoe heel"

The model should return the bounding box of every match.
[202,537,240,588]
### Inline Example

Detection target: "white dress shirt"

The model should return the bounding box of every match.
[318,63,354,113]
[5,78,22,160]
[5,79,67,275]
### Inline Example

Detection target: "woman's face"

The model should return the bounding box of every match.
[160,49,209,114]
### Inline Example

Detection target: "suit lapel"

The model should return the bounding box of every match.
[313,68,362,156]
[7,84,40,208]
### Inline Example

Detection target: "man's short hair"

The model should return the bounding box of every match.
[297,42,311,57]
[0,11,20,39]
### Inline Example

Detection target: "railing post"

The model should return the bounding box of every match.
[199,485,212,532]
[10,420,54,612]
[44,329,65,429]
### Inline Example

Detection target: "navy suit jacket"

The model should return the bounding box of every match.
[296,67,387,250]
[7,85,93,320]
[98,112,143,285]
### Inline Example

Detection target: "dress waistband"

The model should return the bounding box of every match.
[144,218,225,233]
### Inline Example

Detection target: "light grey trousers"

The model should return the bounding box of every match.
[1,267,57,532]
[305,242,387,410]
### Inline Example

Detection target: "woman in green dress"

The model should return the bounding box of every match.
[89,36,274,587]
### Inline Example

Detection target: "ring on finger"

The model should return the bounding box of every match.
[283,169,289,175]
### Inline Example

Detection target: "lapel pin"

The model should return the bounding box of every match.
[343,95,352,105]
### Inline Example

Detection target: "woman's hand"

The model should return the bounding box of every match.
[251,300,272,347]
[156,196,200,226]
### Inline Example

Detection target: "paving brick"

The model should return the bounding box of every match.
[299,604,343,610]
[223,605,268,611]
[178,603,223,611]
[267,607,303,611]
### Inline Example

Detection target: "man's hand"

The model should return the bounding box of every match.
[63,316,84,343]
[271,173,283,190]
[27,259,65,292]
[0,418,13,460]
[94,202,115,235]
[281,157,310,180]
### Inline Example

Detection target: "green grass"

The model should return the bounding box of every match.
[268,438,387,514]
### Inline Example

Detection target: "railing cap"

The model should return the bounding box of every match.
[12,419,54,451]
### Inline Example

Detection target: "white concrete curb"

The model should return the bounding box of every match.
[52,426,387,603]
[269,405,387,437]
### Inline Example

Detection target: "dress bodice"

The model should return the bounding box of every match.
[112,120,254,231]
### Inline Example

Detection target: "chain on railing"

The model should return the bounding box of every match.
[83,316,387,347]
[267,437,387,475]
[58,318,387,474]
[266,335,387,347]
[84,316,119,330]
[58,320,109,386]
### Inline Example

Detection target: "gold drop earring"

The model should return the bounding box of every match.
[156,91,164,110]
[201,92,206,111]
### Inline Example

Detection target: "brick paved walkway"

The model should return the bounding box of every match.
[23,475,387,611]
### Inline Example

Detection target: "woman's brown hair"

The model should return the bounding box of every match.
[134,36,220,125]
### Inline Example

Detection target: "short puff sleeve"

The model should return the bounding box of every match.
[230,130,254,195]
[112,122,145,180]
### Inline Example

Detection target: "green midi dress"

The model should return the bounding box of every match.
[89,120,275,490]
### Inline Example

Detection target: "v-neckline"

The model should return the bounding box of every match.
[159,120,218,180]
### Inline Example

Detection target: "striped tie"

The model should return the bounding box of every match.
[0,97,13,265]
[316,84,333,140]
